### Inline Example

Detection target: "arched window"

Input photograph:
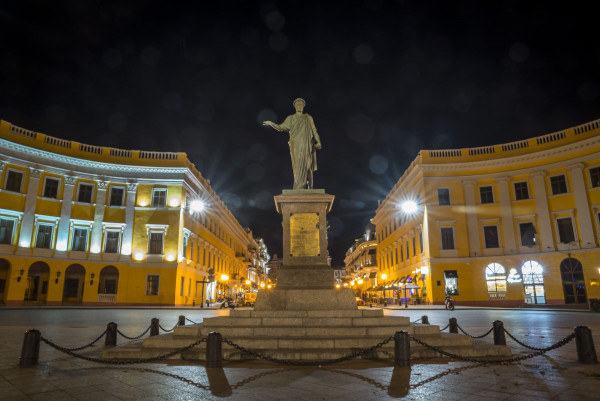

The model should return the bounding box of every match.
[485,263,507,300]
[521,260,545,304]
[560,258,587,304]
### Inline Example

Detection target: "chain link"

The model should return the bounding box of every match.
[221,336,394,366]
[159,324,177,333]
[117,325,152,340]
[502,327,548,351]
[456,324,494,339]
[411,317,422,324]
[439,324,449,332]
[409,332,576,364]
[40,336,206,365]
[185,318,198,325]
[50,329,108,352]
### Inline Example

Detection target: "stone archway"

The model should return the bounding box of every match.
[63,264,85,303]
[98,265,119,303]
[25,261,50,303]
[0,258,10,304]
[560,257,587,304]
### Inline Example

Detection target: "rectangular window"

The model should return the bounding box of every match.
[183,236,188,259]
[72,228,88,251]
[152,189,167,207]
[43,177,59,199]
[441,227,455,250]
[412,237,416,256]
[394,248,398,264]
[77,183,94,203]
[109,187,124,206]
[419,232,424,253]
[444,270,459,296]
[514,182,529,200]
[590,167,600,188]
[405,240,409,259]
[5,170,23,192]
[557,217,575,244]
[519,222,536,247]
[146,275,160,295]
[36,224,53,248]
[550,175,568,195]
[105,231,120,253]
[483,226,499,248]
[400,244,404,261]
[479,186,494,204]
[148,232,163,254]
[180,276,185,296]
[437,188,450,205]
[0,218,15,244]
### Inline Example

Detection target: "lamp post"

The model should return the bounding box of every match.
[196,279,210,308]
[381,273,387,304]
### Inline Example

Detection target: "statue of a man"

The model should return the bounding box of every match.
[263,98,322,190]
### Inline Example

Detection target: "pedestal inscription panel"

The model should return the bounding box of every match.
[289,212,320,257]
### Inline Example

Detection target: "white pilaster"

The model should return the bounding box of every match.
[17,168,42,248]
[568,164,596,248]
[495,177,517,253]
[462,180,481,256]
[89,181,108,255]
[530,171,554,252]
[55,175,76,252]
[121,182,137,256]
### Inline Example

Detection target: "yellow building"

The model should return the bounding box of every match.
[0,120,268,306]
[343,223,378,300]
[373,118,600,307]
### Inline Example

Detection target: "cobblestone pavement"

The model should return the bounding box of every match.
[0,307,599,400]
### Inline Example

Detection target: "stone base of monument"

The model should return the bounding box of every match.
[102,307,511,362]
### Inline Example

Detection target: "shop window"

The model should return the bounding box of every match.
[152,189,167,207]
[485,263,507,300]
[519,222,536,247]
[35,224,53,248]
[43,177,60,199]
[71,228,88,252]
[109,187,124,206]
[441,227,454,250]
[0,218,15,245]
[5,170,23,193]
[479,186,494,204]
[522,260,545,304]
[590,167,600,188]
[444,270,458,295]
[146,275,160,295]
[514,182,529,200]
[550,175,567,195]
[437,188,450,205]
[483,226,499,248]
[77,183,94,203]
[104,231,120,253]
[556,217,575,244]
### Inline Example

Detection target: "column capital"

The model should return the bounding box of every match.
[494,176,510,184]
[29,168,42,179]
[127,182,138,192]
[97,180,108,190]
[64,175,76,185]
[530,170,546,179]
[567,163,585,172]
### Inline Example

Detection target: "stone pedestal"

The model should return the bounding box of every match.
[254,189,357,310]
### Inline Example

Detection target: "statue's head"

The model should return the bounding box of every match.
[293,98,306,112]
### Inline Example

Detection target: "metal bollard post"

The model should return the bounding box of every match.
[178,315,186,326]
[105,322,118,346]
[206,332,222,368]
[150,318,159,336]
[493,320,506,346]
[575,326,598,364]
[449,317,458,334]
[394,330,410,367]
[421,315,429,325]
[19,329,41,367]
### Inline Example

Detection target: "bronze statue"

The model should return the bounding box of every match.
[263,98,322,190]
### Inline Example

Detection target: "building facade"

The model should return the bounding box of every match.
[0,120,268,306]
[372,118,600,306]
[343,223,378,299]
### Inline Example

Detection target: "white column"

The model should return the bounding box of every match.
[567,164,596,248]
[54,175,76,252]
[530,171,554,252]
[495,177,517,253]
[17,168,42,249]
[120,183,137,256]
[461,180,481,256]
[89,181,108,256]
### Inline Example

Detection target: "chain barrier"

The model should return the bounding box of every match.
[159,323,177,333]
[411,317,422,324]
[439,324,449,332]
[456,324,494,339]
[221,335,394,366]
[40,336,207,365]
[409,332,576,364]
[185,318,198,325]
[117,325,152,340]
[502,327,548,351]
[51,329,108,352]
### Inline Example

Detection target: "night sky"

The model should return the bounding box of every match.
[1,1,599,265]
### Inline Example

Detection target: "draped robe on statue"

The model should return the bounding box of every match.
[271,113,321,190]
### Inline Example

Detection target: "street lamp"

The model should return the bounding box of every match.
[381,273,388,304]
[190,200,206,213]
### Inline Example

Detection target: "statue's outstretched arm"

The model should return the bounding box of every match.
[263,116,291,132]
